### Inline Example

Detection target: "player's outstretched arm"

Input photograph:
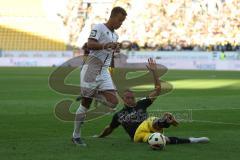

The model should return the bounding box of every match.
[97,125,115,138]
[146,58,161,102]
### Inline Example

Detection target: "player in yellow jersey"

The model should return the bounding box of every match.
[134,112,209,144]
[134,117,162,142]
[134,112,178,142]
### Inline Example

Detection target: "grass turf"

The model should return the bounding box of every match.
[0,67,240,160]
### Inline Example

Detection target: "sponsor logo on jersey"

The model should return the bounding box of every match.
[90,30,97,37]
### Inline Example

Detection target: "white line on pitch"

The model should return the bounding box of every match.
[190,119,240,126]
[149,108,240,112]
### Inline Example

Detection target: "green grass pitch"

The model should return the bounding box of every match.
[0,67,240,160]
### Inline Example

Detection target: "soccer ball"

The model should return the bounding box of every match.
[148,133,166,150]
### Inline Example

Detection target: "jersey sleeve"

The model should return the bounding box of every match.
[137,97,153,110]
[109,112,121,129]
[88,24,102,41]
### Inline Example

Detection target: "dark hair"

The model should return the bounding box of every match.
[110,6,127,18]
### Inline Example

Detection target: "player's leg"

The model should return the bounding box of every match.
[151,113,209,144]
[95,69,119,109]
[165,136,190,144]
[72,97,92,146]
[72,63,97,146]
[165,136,209,144]
[97,90,119,109]
[188,137,210,143]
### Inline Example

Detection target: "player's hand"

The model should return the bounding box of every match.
[146,58,157,72]
[104,42,120,51]
[163,112,179,127]
[114,42,121,53]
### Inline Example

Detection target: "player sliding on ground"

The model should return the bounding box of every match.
[72,7,127,146]
[96,58,210,145]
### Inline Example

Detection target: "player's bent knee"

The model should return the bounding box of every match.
[106,97,118,108]
[109,98,119,106]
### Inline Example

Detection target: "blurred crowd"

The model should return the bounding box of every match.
[60,0,240,51]
[57,0,86,47]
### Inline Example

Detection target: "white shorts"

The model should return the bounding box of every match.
[80,64,116,97]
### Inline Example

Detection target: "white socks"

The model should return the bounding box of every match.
[73,105,88,138]
[189,137,210,143]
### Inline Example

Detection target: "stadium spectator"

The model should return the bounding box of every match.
[61,0,240,51]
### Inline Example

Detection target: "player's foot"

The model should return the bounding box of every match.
[189,137,210,143]
[72,137,87,147]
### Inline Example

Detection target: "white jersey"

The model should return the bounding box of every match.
[87,23,119,68]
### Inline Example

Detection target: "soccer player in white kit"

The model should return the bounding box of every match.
[72,7,127,146]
